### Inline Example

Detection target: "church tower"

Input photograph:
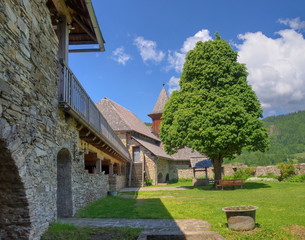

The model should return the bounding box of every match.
[148,87,169,135]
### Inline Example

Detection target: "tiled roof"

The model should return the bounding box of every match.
[170,147,207,160]
[96,98,160,141]
[96,98,207,161]
[148,87,169,115]
[132,136,172,159]
[190,159,212,168]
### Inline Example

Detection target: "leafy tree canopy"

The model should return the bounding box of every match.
[160,35,269,179]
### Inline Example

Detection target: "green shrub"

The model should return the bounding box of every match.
[177,178,193,182]
[222,176,235,180]
[233,167,255,179]
[257,172,278,179]
[276,162,295,181]
[169,178,178,184]
[283,174,305,182]
[145,178,153,186]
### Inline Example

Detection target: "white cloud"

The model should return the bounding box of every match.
[112,47,131,65]
[237,29,305,116]
[278,17,305,31]
[134,36,165,63]
[168,76,180,94]
[181,29,212,53]
[167,51,185,73]
[167,29,212,73]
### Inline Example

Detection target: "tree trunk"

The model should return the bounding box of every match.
[212,157,223,181]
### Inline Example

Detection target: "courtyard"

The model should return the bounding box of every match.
[43,180,305,240]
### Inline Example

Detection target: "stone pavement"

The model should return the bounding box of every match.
[59,218,225,239]
[59,218,210,231]
[119,186,191,192]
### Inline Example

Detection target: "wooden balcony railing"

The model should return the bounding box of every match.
[58,60,130,160]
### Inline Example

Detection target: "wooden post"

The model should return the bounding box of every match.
[96,158,101,173]
[109,162,114,175]
[57,15,69,64]
[141,160,144,187]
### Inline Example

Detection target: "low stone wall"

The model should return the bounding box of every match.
[73,173,109,212]
[255,165,281,177]
[169,162,305,181]
[109,175,126,191]
[294,163,305,175]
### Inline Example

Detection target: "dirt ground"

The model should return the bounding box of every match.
[285,225,305,240]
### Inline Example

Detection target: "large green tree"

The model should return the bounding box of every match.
[160,35,269,181]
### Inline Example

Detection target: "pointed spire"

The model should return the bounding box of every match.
[149,87,169,115]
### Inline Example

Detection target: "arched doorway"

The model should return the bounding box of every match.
[158,172,163,183]
[0,140,31,239]
[57,148,73,217]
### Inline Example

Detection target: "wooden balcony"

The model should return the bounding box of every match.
[58,59,130,161]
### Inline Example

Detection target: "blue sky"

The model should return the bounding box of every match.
[69,0,305,122]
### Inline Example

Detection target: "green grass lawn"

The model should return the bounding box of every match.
[41,222,142,240]
[76,181,305,240]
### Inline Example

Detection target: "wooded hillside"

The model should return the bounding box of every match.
[225,111,305,166]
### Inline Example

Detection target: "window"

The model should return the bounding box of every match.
[132,147,141,162]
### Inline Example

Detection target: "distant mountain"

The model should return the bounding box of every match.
[225,111,305,166]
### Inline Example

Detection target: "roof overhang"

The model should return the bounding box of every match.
[131,136,173,160]
[47,0,105,52]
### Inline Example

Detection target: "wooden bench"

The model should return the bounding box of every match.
[216,179,245,190]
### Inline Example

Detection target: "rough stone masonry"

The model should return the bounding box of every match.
[0,1,109,239]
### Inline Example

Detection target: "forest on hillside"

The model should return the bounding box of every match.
[224,111,305,166]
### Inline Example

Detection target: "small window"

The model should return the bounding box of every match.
[133,147,141,162]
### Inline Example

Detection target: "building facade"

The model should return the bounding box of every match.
[0,1,130,239]
[97,88,210,186]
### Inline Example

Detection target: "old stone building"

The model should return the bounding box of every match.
[0,0,130,239]
[96,97,172,186]
[96,88,211,186]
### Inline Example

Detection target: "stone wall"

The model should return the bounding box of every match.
[169,161,207,180]
[109,174,126,191]
[122,134,159,185]
[255,165,281,177]
[1,1,60,238]
[0,1,109,239]
[254,163,305,177]
[143,148,157,184]
[157,158,170,183]
[73,172,109,212]
[172,162,305,179]
[294,163,305,175]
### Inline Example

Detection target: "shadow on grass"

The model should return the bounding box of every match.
[77,193,174,219]
[243,182,272,189]
[185,181,272,191]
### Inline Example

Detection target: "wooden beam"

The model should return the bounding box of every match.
[51,0,72,24]
[57,15,69,64]
[79,129,91,138]
[77,124,84,131]
[73,16,96,42]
